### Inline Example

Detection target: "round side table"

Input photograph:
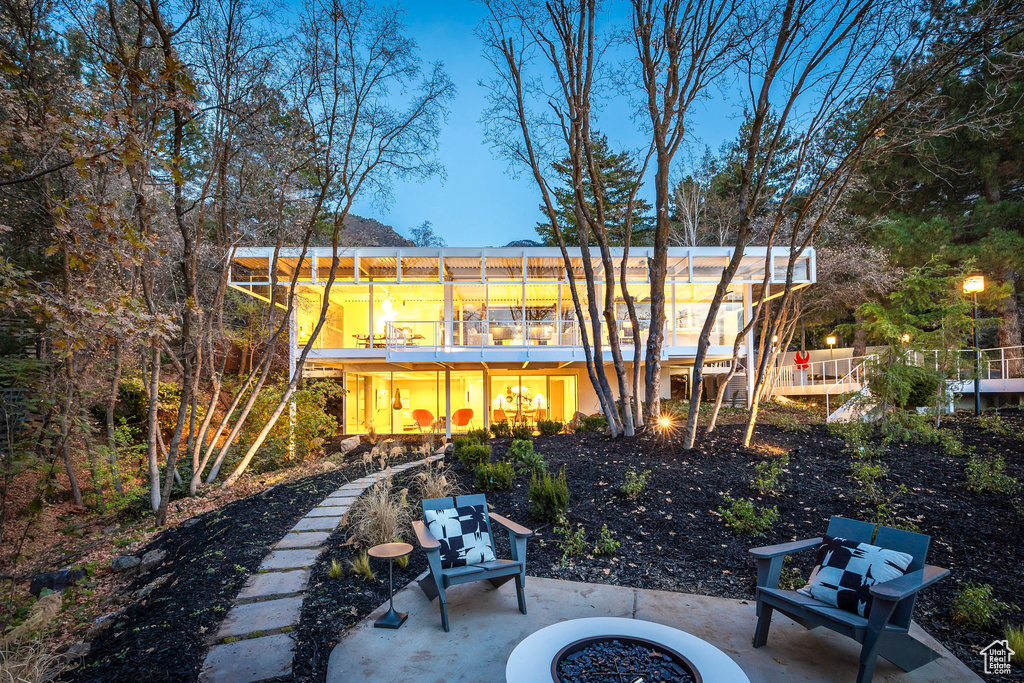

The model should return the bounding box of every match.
[368,542,414,629]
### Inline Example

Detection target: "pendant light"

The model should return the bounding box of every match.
[392,388,403,410]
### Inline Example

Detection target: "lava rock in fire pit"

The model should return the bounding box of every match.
[556,638,695,683]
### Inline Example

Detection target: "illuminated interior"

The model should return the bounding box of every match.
[344,370,485,434]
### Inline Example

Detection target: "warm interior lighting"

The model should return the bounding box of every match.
[963,275,985,294]
[771,335,778,343]
[381,298,394,312]
[298,327,309,340]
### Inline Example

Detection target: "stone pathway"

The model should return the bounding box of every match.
[199,455,442,683]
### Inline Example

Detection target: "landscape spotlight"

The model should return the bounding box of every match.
[659,415,673,430]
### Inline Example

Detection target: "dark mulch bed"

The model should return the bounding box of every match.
[441,409,1023,682]
[286,469,427,683]
[66,449,426,683]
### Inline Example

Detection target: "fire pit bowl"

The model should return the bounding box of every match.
[506,617,749,683]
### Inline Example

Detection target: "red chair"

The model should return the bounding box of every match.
[451,408,474,431]
[411,409,435,432]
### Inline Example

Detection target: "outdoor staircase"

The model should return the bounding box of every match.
[826,387,878,423]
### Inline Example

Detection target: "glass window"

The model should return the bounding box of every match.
[526,256,565,281]
[316,257,355,282]
[484,255,523,281]
[400,255,440,281]
[734,256,766,282]
[666,255,689,281]
[442,255,482,281]
[453,285,486,346]
[359,254,399,281]
[691,255,728,282]
[231,257,270,283]
[774,255,812,282]
[488,374,577,426]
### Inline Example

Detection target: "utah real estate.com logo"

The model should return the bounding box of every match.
[981,639,1015,675]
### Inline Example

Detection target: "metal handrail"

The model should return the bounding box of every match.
[823,355,875,416]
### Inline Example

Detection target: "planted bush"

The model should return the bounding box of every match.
[347,479,411,548]
[416,459,462,500]
[490,421,512,438]
[751,454,789,496]
[574,415,608,433]
[1006,624,1024,664]
[965,454,1020,494]
[507,439,546,474]
[718,494,778,536]
[554,516,588,565]
[620,467,651,499]
[536,419,564,436]
[594,524,620,555]
[458,442,491,471]
[529,466,569,522]
[511,423,533,440]
[475,461,514,491]
[952,582,1018,630]
[466,428,490,443]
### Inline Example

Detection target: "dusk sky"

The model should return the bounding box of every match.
[348,1,741,247]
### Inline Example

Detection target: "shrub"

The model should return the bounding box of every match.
[457,443,491,470]
[328,558,343,579]
[965,454,1020,494]
[1006,624,1024,664]
[451,435,475,454]
[594,524,620,555]
[718,495,778,536]
[554,516,588,565]
[347,479,411,548]
[770,414,808,433]
[620,467,651,499]
[511,423,533,440]
[529,467,569,522]
[507,439,546,475]
[536,419,564,436]
[466,428,490,443]
[751,454,790,496]
[475,461,514,491]
[574,415,608,433]
[951,582,1018,630]
[416,459,462,500]
[349,551,376,581]
[490,421,512,438]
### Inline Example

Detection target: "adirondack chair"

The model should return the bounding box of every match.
[412,494,533,632]
[750,516,950,683]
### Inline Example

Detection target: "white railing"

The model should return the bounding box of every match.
[772,355,872,393]
[913,346,1024,383]
[823,355,875,416]
[384,320,586,350]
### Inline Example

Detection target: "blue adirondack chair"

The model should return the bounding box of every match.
[412,494,533,632]
[750,516,950,683]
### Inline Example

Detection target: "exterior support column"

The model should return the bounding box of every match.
[288,307,298,458]
[744,284,755,409]
[444,369,452,440]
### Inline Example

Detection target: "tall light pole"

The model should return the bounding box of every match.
[963,275,985,416]
[826,335,836,359]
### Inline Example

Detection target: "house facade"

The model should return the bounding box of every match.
[229,246,815,436]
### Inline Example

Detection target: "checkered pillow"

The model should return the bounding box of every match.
[423,504,496,569]
[797,535,913,617]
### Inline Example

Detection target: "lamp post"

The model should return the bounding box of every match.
[963,275,985,415]
[826,335,836,359]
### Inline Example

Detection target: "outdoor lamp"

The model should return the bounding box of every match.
[771,335,779,343]
[962,275,984,294]
[826,335,837,360]
[963,275,985,414]
[901,333,911,343]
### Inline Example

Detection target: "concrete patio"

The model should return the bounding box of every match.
[326,575,981,683]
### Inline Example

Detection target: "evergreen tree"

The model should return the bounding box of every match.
[535,133,653,246]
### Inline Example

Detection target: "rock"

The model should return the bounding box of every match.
[320,460,338,471]
[29,568,86,597]
[337,435,360,454]
[3,593,62,643]
[102,525,119,535]
[85,610,121,642]
[181,517,199,528]
[140,549,168,572]
[134,575,168,599]
[64,641,90,659]
[111,556,140,572]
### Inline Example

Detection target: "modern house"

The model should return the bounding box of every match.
[229,246,816,436]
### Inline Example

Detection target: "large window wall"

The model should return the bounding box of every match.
[488,373,577,424]
[344,370,484,434]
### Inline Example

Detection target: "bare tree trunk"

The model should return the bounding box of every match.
[60,362,83,508]
[145,344,162,511]
[105,340,125,494]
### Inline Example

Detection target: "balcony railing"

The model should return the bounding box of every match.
[382,320,664,350]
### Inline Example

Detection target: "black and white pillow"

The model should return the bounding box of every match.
[797,535,913,617]
[424,504,496,569]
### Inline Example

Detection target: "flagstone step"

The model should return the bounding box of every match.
[200,633,294,683]
[217,596,303,638]
[238,569,310,600]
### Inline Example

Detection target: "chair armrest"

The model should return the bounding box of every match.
[870,565,949,602]
[750,537,822,560]
[489,513,533,538]
[412,520,440,551]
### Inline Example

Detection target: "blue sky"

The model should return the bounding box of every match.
[350,1,740,247]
